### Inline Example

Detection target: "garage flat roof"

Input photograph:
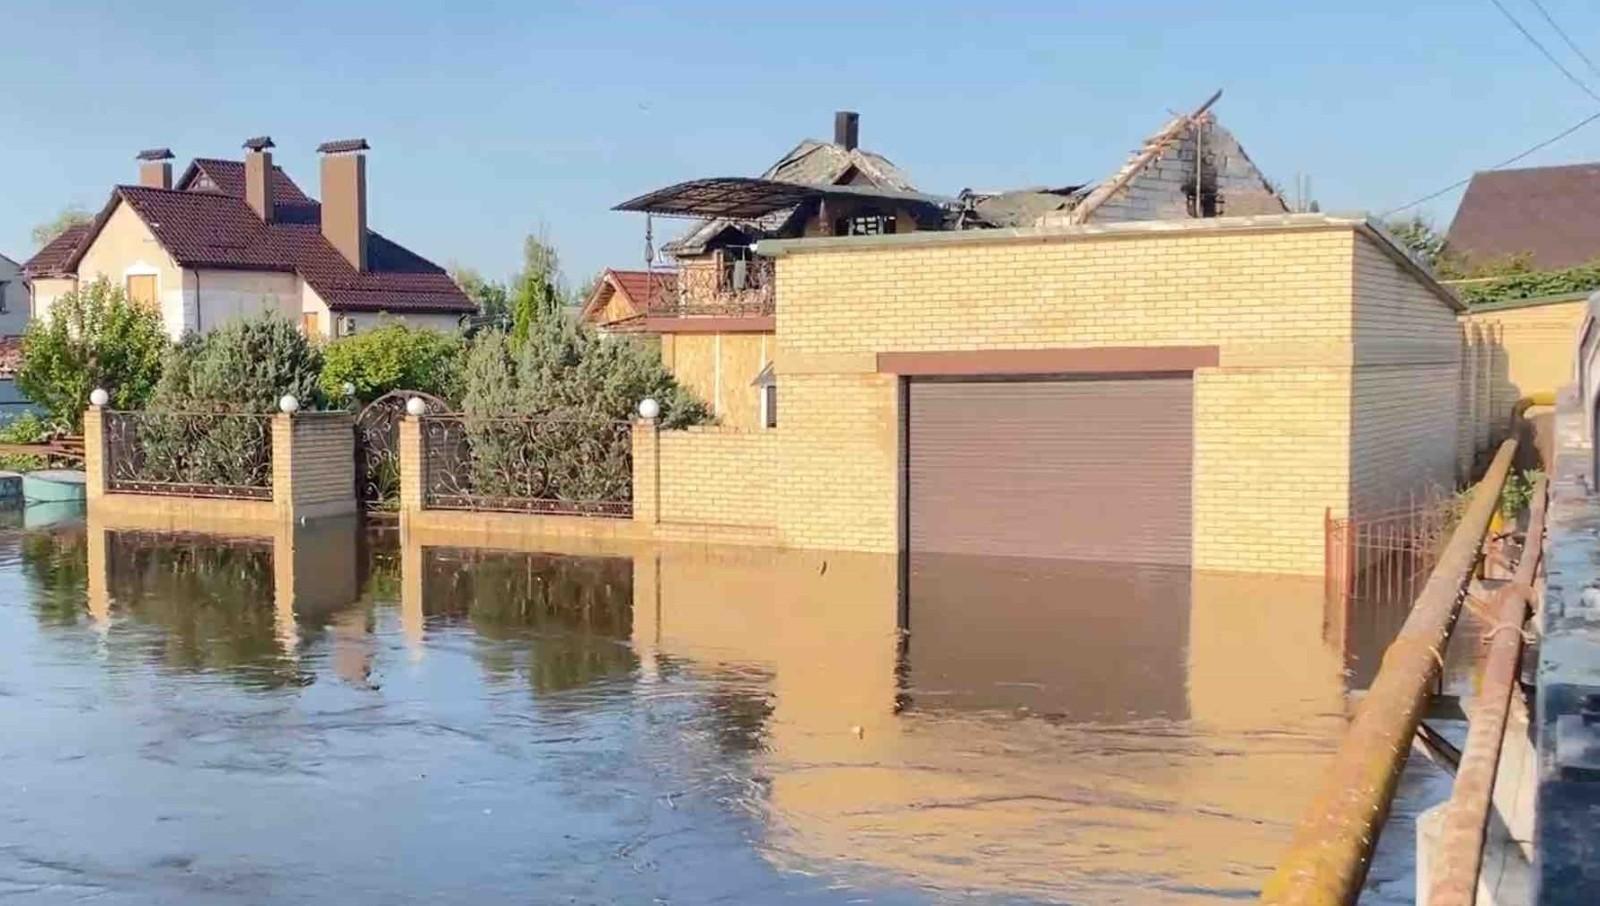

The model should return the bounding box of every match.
[755,213,1462,312]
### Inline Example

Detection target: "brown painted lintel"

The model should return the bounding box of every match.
[624,316,776,335]
[876,345,1220,376]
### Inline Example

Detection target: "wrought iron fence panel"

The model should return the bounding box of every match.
[104,411,274,499]
[1325,488,1463,609]
[354,391,447,511]
[421,414,633,518]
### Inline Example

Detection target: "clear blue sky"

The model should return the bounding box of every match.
[6,0,1600,284]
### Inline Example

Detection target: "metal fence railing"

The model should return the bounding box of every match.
[420,414,633,518]
[1324,489,1462,610]
[104,411,274,500]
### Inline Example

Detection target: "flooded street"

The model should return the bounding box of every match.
[1,518,1396,904]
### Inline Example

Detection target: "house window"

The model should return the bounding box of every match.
[126,274,157,307]
[764,384,777,428]
[0,281,8,314]
[834,214,896,236]
[301,312,320,337]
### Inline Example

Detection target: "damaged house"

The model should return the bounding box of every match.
[583,93,1288,428]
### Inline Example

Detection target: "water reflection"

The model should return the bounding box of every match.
[0,517,1403,904]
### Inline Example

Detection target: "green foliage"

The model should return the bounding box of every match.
[1455,259,1600,308]
[16,278,169,432]
[0,412,50,444]
[451,265,511,324]
[1501,468,1545,518]
[151,311,323,413]
[456,323,710,504]
[463,322,709,427]
[319,320,465,404]
[509,269,563,346]
[1385,215,1446,268]
[31,205,90,249]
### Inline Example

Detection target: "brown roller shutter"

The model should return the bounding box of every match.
[906,376,1193,565]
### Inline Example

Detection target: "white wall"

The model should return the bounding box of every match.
[191,268,301,334]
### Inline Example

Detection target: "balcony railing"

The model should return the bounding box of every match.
[651,256,774,318]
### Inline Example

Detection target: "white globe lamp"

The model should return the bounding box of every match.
[405,396,428,418]
[89,388,110,408]
[278,394,300,415]
[637,398,660,421]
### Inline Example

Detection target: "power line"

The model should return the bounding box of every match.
[1381,108,1600,216]
[1527,0,1600,83]
[1488,0,1600,104]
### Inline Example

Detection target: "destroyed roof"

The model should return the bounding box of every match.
[1445,163,1600,269]
[616,177,954,222]
[658,138,919,256]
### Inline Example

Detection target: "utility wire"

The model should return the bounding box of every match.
[1382,1,1600,217]
[1381,108,1600,216]
[1488,0,1600,104]
[1527,0,1600,83]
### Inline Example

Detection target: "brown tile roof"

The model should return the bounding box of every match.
[49,155,471,315]
[1445,163,1600,269]
[579,268,676,325]
[22,224,91,278]
[82,185,473,314]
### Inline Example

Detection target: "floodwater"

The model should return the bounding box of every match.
[0,515,1420,904]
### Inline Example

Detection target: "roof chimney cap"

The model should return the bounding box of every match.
[136,147,174,161]
[242,136,276,151]
[834,111,860,150]
[317,138,371,155]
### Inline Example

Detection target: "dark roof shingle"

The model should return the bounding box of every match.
[64,176,472,314]
[1446,163,1600,269]
[22,224,91,277]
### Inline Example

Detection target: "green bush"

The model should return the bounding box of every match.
[454,322,710,503]
[151,311,323,413]
[0,412,51,444]
[319,319,465,404]
[138,312,320,490]
[16,278,169,431]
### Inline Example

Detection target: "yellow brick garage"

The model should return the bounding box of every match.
[756,214,1464,576]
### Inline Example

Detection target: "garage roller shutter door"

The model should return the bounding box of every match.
[906,376,1193,565]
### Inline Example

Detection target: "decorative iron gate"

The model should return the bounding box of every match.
[354,390,447,512]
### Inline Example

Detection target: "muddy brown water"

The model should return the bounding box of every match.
[0,518,1426,904]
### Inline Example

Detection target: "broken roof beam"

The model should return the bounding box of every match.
[1068,89,1223,225]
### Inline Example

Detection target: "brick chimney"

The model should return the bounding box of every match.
[243,136,275,222]
[136,148,174,189]
[834,111,859,151]
[317,139,369,271]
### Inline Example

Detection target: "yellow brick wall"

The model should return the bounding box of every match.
[658,426,777,528]
[770,224,1459,575]
[1349,236,1463,512]
[1463,296,1584,413]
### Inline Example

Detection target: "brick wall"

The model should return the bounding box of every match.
[1349,236,1463,513]
[769,220,1461,574]
[280,414,357,517]
[657,426,777,528]
[1463,295,1584,410]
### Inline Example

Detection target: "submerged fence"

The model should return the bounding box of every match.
[420,414,633,518]
[103,411,274,500]
[1324,489,1462,609]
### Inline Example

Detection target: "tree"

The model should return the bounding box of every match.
[151,311,324,413]
[16,278,168,431]
[320,319,466,403]
[450,265,511,325]
[31,206,91,249]
[510,228,569,343]
[1384,215,1447,269]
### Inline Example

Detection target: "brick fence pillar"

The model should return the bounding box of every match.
[398,415,424,525]
[632,418,660,525]
[82,405,107,501]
